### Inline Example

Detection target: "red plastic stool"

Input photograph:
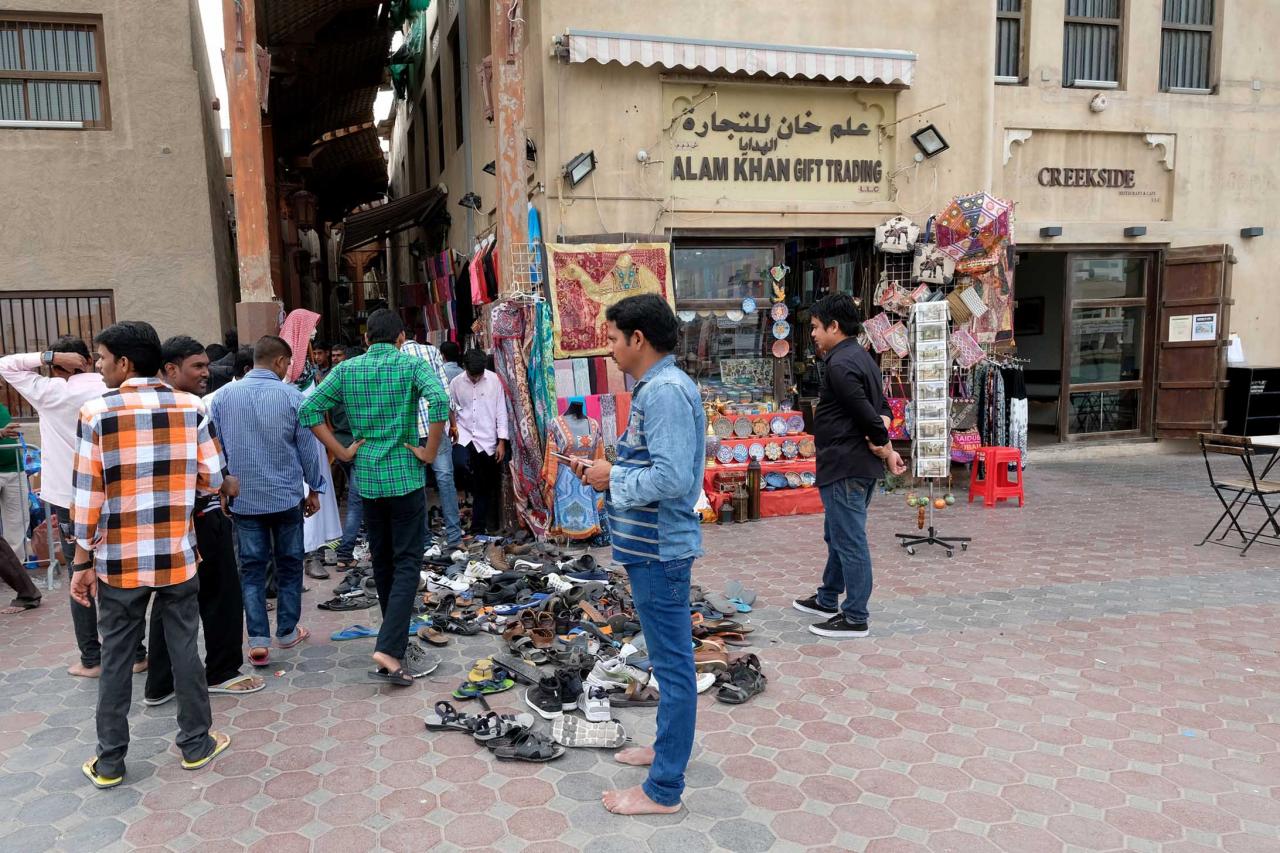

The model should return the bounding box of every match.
[968,446,1025,507]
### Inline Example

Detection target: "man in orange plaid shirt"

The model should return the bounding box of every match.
[69,321,230,789]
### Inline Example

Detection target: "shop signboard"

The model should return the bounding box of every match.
[663,82,895,203]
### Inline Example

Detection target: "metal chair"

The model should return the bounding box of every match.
[1197,433,1280,556]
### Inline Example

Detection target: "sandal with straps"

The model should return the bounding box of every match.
[424,700,481,732]
[471,710,536,743]
[508,635,549,665]
[715,653,767,705]
[491,728,566,762]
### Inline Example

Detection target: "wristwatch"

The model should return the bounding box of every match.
[41,351,55,366]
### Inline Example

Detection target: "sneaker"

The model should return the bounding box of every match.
[464,560,501,581]
[143,692,175,707]
[424,542,446,559]
[648,671,716,694]
[544,572,573,594]
[352,542,370,563]
[577,685,612,722]
[585,657,649,692]
[425,572,470,595]
[525,676,564,719]
[404,642,441,678]
[808,615,870,639]
[792,595,838,617]
[557,668,584,711]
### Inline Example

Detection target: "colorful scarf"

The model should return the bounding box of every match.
[279,309,321,385]
[491,302,551,537]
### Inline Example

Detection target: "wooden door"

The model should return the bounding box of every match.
[1154,245,1235,438]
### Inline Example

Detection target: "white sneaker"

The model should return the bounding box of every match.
[424,542,445,559]
[577,685,612,722]
[450,549,469,563]
[352,542,370,562]
[544,572,573,594]
[648,671,717,694]
[586,657,649,691]
[464,560,501,580]
[425,572,471,594]
[512,558,544,572]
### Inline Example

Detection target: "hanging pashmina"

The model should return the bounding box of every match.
[528,300,557,435]
[491,302,551,536]
[542,414,605,539]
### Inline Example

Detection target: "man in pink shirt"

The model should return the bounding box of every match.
[449,349,508,536]
[0,337,146,677]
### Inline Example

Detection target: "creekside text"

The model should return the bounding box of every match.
[1037,167,1137,188]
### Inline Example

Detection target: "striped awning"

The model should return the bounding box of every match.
[563,30,915,86]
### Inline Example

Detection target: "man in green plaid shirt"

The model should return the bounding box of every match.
[300,309,449,686]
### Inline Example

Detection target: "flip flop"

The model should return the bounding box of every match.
[182,730,231,770]
[82,758,123,789]
[417,624,450,646]
[248,648,270,667]
[276,627,311,649]
[208,674,266,695]
[369,667,414,687]
[489,653,544,686]
[317,596,375,611]
[705,593,742,616]
[493,593,549,616]
[331,624,378,641]
[724,580,758,607]
[452,677,515,699]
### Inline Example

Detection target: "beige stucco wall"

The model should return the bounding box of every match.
[392,0,1278,364]
[0,0,236,346]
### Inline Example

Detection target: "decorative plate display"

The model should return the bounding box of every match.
[787,413,805,434]
[741,296,757,314]
[748,442,765,461]
[800,471,816,487]
[725,309,744,323]
[785,472,803,488]
[732,444,749,463]
[782,439,799,459]
[732,417,753,438]
[765,472,788,489]
[677,310,696,323]
[751,420,769,438]
[765,441,782,461]
[771,302,789,322]
[770,415,788,435]
[798,437,816,458]
[713,416,733,438]
[716,444,734,464]
[771,339,790,358]
[772,320,791,340]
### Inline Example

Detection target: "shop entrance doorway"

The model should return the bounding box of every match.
[1015,249,1160,443]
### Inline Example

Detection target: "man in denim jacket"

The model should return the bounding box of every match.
[576,294,704,815]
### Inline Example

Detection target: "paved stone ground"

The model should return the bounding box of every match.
[1,450,1278,852]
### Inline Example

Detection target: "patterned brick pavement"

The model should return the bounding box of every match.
[1,450,1278,852]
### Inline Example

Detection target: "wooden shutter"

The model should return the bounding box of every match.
[1154,244,1234,438]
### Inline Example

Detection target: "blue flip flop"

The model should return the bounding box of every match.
[493,593,549,616]
[331,624,377,641]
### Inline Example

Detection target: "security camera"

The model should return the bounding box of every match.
[636,149,650,163]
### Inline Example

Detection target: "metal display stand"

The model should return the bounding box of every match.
[896,301,972,557]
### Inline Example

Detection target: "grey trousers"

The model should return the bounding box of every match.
[95,576,213,778]
[54,504,146,668]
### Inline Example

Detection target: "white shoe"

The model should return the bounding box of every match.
[648,671,716,694]
[512,558,543,572]
[450,549,469,563]
[544,572,574,594]
[424,542,445,559]
[586,657,649,691]
[464,560,501,580]
[577,685,612,722]
[425,573,470,594]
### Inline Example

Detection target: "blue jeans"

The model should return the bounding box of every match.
[335,462,363,562]
[428,434,462,546]
[234,505,305,648]
[625,557,697,807]
[817,477,876,623]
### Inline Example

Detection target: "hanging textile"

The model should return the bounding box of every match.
[599,394,618,449]
[974,361,1008,449]
[528,300,557,435]
[491,302,551,536]
[544,242,676,357]
[542,414,605,539]
[1002,366,1028,460]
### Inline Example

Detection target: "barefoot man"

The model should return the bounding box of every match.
[576,294,705,815]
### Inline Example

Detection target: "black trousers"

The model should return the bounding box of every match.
[0,537,40,605]
[466,443,500,535]
[146,508,245,698]
[364,487,426,661]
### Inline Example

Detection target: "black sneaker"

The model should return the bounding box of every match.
[808,615,870,639]
[525,676,563,719]
[792,595,838,617]
[557,668,583,711]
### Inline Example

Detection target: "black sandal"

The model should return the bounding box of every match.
[715,654,767,705]
[492,728,565,762]
[369,666,414,687]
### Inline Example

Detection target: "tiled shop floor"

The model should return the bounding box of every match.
[1,451,1277,852]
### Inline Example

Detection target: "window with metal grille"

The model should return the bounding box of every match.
[996,0,1026,83]
[0,13,109,129]
[1160,0,1215,93]
[1063,0,1123,88]
[0,291,115,418]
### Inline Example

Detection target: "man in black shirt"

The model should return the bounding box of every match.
[794,293,905,639]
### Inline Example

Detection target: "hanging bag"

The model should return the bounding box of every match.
[884,373,911,440]
[875,216,919,254]
[912,244,955,286]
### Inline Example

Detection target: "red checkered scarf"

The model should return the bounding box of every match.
[278,309,321,384]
